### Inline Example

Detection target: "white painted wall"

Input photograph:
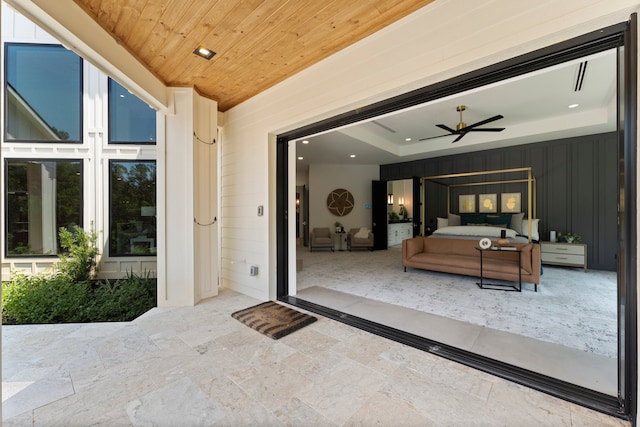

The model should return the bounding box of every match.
[308,164,379,232]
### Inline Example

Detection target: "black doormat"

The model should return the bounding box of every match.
[231,301,317,339]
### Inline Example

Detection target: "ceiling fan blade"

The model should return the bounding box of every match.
[451,133,466,143]
[466,127,505,132]
[418,133,452,141]
[463,114,504,130]
[435,124,456,133]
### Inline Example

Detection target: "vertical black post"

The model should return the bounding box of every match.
[371,180,388,250]
[276,137,288,297]
[413,176,422,236]
[619,13,638,418]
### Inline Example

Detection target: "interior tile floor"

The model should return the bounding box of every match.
[3,288,630,426]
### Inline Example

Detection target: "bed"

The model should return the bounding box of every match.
[400,167,542,289]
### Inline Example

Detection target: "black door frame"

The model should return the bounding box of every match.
[276,19,636,420]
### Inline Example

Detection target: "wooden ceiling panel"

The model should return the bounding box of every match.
[74,0,435,111]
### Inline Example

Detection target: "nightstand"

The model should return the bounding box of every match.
[540,242,587,271]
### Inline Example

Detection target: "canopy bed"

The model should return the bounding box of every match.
[402,167,541,290]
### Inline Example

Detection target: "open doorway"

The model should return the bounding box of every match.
[279,20,636,418]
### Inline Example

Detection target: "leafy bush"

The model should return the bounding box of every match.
[2,272,156,324]
[58,225,99,283]
[2,273,90,324]
[2,226,156,325]
[85,271,157,322]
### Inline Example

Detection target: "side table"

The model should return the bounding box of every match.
[475,246,523,292]
[333,232,347,251]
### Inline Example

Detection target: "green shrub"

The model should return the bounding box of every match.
[2,225,156,325]
[85,271,157,322]
[2,273,90,324]
[2,271,157,324]
[58,225,99,283]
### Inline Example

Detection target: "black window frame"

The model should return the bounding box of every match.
[107,78,157,145]
[108,159,157,257]
[4,158,84,258]
[4,43,83,144]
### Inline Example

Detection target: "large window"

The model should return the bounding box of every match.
[108,79,156,144]
[110,160,156,256]
[5,44,82,143]
[5,159,82,256]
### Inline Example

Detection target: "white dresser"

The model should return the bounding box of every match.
[388,222,413,247]
[540,242,587,271]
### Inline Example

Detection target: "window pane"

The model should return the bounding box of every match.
[5,159,82,256]
[5,44,82,142]
[109,79,156,144]
[110,161,156,256]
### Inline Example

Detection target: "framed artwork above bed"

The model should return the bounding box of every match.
[501,192,521,213]
[479,194,497,213]
[459,195,475,213]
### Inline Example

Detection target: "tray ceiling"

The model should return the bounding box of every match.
[73,0,435,111]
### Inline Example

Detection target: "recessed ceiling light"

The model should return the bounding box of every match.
[297,156,303,160]
[405,137,412,142]
[193,46,216,60]
[568,103,579,109]
[350,154,356,158]
[302,140,309,144]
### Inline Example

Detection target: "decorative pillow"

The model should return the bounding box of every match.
[487,223,508,228]
[447,213,461,226]
[486,214,512,226]
[521,218,540,241]
[509,212,525,234]
[436,217,449,229]
[460,213,487,225]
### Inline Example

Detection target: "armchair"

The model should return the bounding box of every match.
[310,227,334,252]
[347,228,374,251]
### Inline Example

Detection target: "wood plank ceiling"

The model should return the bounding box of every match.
[73,0,435,111]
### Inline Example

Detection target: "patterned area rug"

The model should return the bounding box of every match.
[296,246,617,357]
[231,301,317,339]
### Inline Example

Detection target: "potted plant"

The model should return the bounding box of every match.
[559,232,581,244]
[334,221,343,233]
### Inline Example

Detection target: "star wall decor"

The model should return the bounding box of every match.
[326,188,354,216]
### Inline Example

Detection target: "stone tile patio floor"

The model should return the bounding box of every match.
[2,288,630,426]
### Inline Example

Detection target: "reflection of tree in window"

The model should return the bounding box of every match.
[110,161,156,256]
[5,160,82,256]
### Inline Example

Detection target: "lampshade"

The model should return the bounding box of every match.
[387,194,393,205]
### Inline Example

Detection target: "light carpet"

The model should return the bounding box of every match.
[296,246,617,358]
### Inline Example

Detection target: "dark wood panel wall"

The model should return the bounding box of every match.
[381,132,618,271]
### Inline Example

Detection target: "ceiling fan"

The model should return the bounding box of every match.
[419,105,505,143]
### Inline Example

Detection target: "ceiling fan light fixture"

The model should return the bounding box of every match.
[193,46,216,60]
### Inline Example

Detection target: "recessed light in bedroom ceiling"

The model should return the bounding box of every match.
[350,154,356,158]
[568,103,579,108]
[302,140,309,144]
[297,156,303,160]
[405,138,412,142]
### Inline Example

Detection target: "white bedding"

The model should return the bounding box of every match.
[432,225,517,239]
